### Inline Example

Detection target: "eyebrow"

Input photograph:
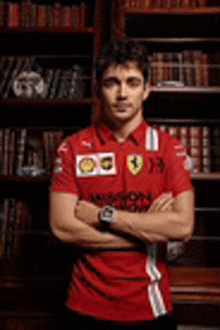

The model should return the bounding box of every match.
[103,77,142,84]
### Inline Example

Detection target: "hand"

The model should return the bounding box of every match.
[148,192,175,213]
[75,200,100,227]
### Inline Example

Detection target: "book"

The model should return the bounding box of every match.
[80,2,87,28]
[53,3,62,28]
[0,0,6,28]
[30,2,37,28]
[49,69,62,99]
[193,51,203,87]
[37,4,46,28]
[201,53,210,87]
[0,56,15,96]
[8,3,20,28]
[3,56,24,99]
[202,126,211,173]
[16,129,27,171]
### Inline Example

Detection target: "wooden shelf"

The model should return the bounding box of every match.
[0,99,92,106]
[125,7,220,15]
[151,86,220,94]
[0,175,50,183]
[131,37,220,43]
[170,267,220,303]
[192,173,220,181]
[0,27,96,34]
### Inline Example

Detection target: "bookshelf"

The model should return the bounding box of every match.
[0,0,109,329]
[111,0,220,326]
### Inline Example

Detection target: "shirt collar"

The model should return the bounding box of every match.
[95,120,149,146]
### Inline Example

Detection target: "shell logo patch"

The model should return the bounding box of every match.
[127,154,144,176]
[79,157,97,173]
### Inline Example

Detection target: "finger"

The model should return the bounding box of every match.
[159,198,175,211]
[152,195,174,212]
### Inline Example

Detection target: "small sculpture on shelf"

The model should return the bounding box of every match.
[13,71,45,99]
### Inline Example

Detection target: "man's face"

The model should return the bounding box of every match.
[101,62,149,124]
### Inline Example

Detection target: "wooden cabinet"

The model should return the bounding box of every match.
[111,0,220,326]
[0,0,108,328]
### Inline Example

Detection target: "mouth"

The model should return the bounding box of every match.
[114,103,131,111]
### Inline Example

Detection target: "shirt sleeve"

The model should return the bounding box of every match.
[51,138,78,196]
[164,135,193,198]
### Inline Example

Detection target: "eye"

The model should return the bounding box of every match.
[128,79,141,87]
[103,79,118,88]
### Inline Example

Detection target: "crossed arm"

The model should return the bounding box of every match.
[50,190,194,250]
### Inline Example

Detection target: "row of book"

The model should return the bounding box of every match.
[149,51,210,87]
[0,128,66,177]
[0,0,87,29]
[1,126,220,177]
[124,0,207,8]
[0,198,32,259]
[152,124,220,173]
[0,56,86,100]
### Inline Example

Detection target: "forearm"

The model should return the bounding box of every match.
[112,210,190,243]
[52,217,139,250]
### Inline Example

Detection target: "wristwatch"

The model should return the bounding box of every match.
[100,205,115,231]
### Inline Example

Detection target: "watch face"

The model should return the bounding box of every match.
[101,206,115,223]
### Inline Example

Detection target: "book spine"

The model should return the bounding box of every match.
[189,126,202,173]
[8,3,20,28]
[0,57,15,96]
[0,129,3,174]
[202,126,211,173]
[16,129,27,171]
[3,129,10,176]
[42,69,54,99]
[212,127,220,172]
[0,0,6,28]
[62,6,72,28]
[80,2,87,29]
[9,130,16,176]
[201,53,210,87]
[43,132,51,174]
[37,4,46,28]
[2,199,10,259]
[30,2,37,28]
[6,198,16,259]
[72,5,80,29]
[3,56,24,99]
[193,51,203,87]
[49,69,62,99]
[46,5,53,29]
[53,3,62,28]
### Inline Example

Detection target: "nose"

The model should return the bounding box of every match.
[117,83,128,99]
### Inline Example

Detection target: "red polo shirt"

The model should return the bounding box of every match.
[52,121,193,321]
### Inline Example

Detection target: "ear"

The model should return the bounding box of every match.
[143,82,151,101]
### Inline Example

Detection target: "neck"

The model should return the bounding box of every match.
[104,111,144,143]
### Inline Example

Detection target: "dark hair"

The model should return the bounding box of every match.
[96,38,149,85]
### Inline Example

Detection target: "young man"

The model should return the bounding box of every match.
[51,38,194,330]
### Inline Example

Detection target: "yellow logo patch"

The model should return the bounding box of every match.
[128,154,144,176]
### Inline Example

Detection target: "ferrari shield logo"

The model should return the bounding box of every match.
[127,154,144,176]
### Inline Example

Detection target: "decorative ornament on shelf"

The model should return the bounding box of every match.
[13,71,45,99]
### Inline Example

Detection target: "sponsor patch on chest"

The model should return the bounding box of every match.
[76,153,117,177]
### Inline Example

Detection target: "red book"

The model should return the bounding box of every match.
[0,1,6,28]
[53,3,62,28]
[8,3,20,29]
[37,4,46,28]
[80,2,87,29]
[201,53,210,87]
[72,5,80,29]
[63,6,72,28]
[202,126,211,173]
[189,126,202,173]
